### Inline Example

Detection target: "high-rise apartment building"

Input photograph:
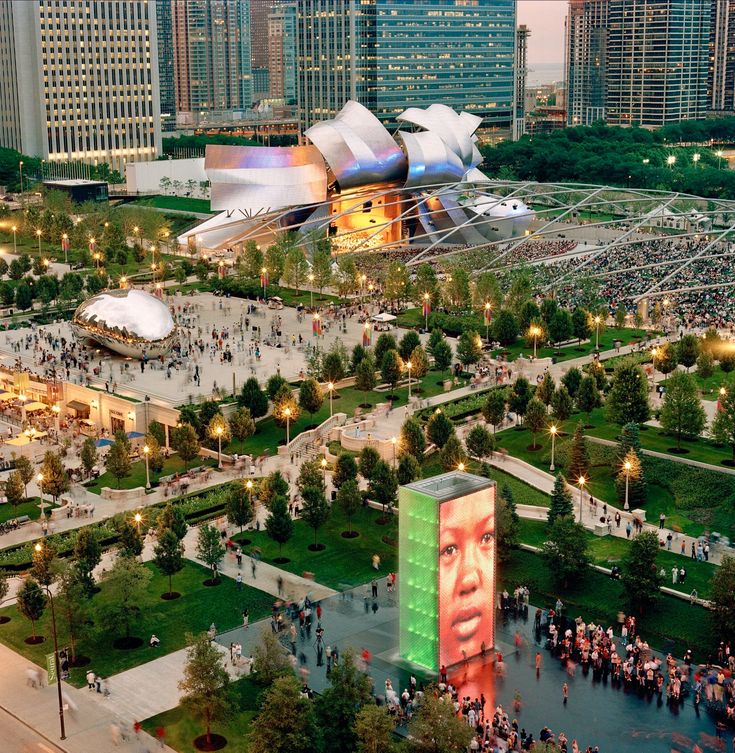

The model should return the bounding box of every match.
[295,0,517,136]
[156,0,176,131]
[0,0,161,172]
[172,0,252,125]
[268,4,297,105]
[564,0,608,125]
[606,0,710,126]
[709,0,735,113]
[514,24,530,139]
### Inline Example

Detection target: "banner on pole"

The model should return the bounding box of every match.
[46,653,57,684]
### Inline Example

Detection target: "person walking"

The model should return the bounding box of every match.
[236,573,242,591]
[535,652,542,677]
[562,682,569,705]
[242,608,249,629]
[659,512,666,529]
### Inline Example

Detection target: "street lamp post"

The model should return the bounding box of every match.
[29,550,66,741]
[406,360,412,399]
[594,315,601,350]
[261,267,268,300]
[391,436,397,466]
[549,424,557,472]
[52,404,60,434]
[18,161,24,195]
[308,273,314,309]
[36,229,42,256]
[327,382,334,417]
[623,460,631,511]
[11,225,17,255]
[457,461,466,472]
[667,155,676,169]
[134,512,142,533]
[577,476,586,523]
[19,393,26,423]
[484,302,491,343]
[360,274,367,305]
[61,233,68,265]
[321,457,328,485]
[717,149,724,170]
[216,425,223,468]
[651,347,658,380]
[143,445,151,489]
[37,472,44,514]
[530,326,540,359]
[693,152,701,168]
[246,479,253,504]
[284,407,291,445]
[424,292,430,331]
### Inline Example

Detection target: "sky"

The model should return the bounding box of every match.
[517,0,568,83]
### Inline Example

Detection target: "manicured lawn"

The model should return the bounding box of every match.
[0,561,273,687]
[233,506,397,591]
[663,366,733,401]
[142,676,261,753]
[501,548,713,659]
[228,370,449,457]
[84,455,218,494]
[133,195,212,214]
[0,496,52,525]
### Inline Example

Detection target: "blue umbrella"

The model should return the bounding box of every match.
[95,438,113,447]
[126,431,144,439]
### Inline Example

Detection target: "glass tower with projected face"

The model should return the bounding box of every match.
[399,472,496,672]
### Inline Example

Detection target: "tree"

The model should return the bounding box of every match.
[677,334,700,371]
[118,518,143,558]
[179,632,234,749]
[173,423,201,470]
[399,330,421,362]
[229,407,256,442]
[283,247,308,291]
[482,389,507,433]
[265,495,294,556]
[40,450,69,501]
[323,347,347,383]
[259,470,289,509]
[542,516,591,588]
[369,460,398,519]
[266,374,288,400]
[358,446,381,481]
[621,531,663,614]
[432,339,453,374]
[56,564,90,663]
[440,434,467,471]
[547,474,573,527]
[508,377,532,422]
[427,410,454,449]
[14,282,32,310]
[400,416,426,461]
[712,379,735,461]
[226,483,253,533]
[571,307,591,343]
[615,447,645,508]
[561,366,583,398]
[105,435,131,487]
[551,385,574,423]
[252,630,292,685]
[606,359,650,426]
[31,542,58,586]
[568,422,590,482]
[380,349,402,395]
[576,375,600,425]
[5,471,24,513]
[80,436,98,477]
[350,343,367,372]
[355,354,377,396]
[154,529,185,597]
[355,704,395,753]
[660,371,706,449]
[414,263,438,303]
[14,455,34,499]
[496,487,520,562]
[273,384,300,429]
[157,501,188,541]
[696,350,715,380]
[655,342,678,376]
[336,479,362,535]
[96,555,152,641]
[74,527,102,589]
[374,333,397,367]
[316,649,373,753]
[298,378,324,422]
[524,398,547,450]
[238,377,269,418]
[206,412,231,450]
[397,454,421,485]
[408,688,474,753]
[332,454,357,490]
[409,344,429,380]
[465,424,494,462]
[519,300,541,332]
[17,578,46,641]
[311,248,332,297]
[456,330,482,370]
[548,309,573,346]
[297,459,324,495]
[301,485,330,548]
[536,372,555,406]
[196,524,225,580]
[710,556,735,643]
[249,676,317,753]
[492,309,519,346]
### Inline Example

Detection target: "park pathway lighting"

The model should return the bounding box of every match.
[51,404,60,433]
[457,462,466,472]
[321,457,328,484]
[594,315,602,350]
[11,225,17,254]
[143,445,151,489]
[327,382,334,417]
[406,360,412,399]
[19,160,24,194]
[246,479,253,503]
[484,302,492,343]
[529,325,541,359]
[577,475,586,523]
[667,155,676,168]
[717,150,724,169]
[284,406,292,445]
[391,436,397,466]
[36,229,42,255]
[623,460,631,511]
[308,273,314,308]
[134,512,143,532]
[693,152,701,167]
[216,425,224,468]
[37,472,45,514]
[549,424,558,472]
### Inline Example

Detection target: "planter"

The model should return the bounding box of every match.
[24,635,45,645]
[307,543,326,552]
[161,591,181,600]
[194,734,227,752]
[113,636,143,650]
[341,531,360,539]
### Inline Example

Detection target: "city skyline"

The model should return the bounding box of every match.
[518,0,567,81]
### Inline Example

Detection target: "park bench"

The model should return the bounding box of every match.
[15,515,30,526]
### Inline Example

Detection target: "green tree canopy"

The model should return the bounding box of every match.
[621,531,663,614]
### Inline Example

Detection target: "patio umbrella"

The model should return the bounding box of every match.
[126,431,144,439]
[95,438,113,447]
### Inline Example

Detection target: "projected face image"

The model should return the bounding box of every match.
[439,489,495,668]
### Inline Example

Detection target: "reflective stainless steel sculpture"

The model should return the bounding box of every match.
[206,144,327,212]
[72,289,176,358]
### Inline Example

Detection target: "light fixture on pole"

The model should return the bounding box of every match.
[134,512,142,533]
[308,272,314,309]
[216,425,223,468]
[246,479,253,504]
[406,360,412,399]
[484,302,491,343]
[423,292,430,331]
[529,325,540,359]
[51,404,60,433]
[623,460,631,511]
[19,393,27,423]
[651,347,658,379]
[143,445,151,489]
[321,457,327,484]
[391,436,397,466]
[36,229,42,256]
[549,424,558,471]
[667,155,676,168]
[18,161,24,194]
[327,382,334,417]
[692,152,701,167]
[360,273,367,304]
[457,461,466,472]
[284,406,291,445]
[594,315,601,350]
[11,225,17,255]
[717,149,724,169]
[37,472,45,514]
[577,475,586,523]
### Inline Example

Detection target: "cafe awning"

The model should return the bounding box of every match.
[25,402,47,412]
[67,400,90,417]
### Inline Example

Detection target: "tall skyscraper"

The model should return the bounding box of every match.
[606,0,710,126]
[172,0,252,125]
[156,0,176,131]
[269,4,297,105]
[515,24,531,139]
[709,0,735,113]
[564,0,608,126]
[0,0,161,171]
[295,0,517,136]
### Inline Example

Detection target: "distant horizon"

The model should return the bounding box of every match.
[518,0,567,81]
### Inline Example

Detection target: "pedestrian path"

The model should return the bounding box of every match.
[0,641,174,753]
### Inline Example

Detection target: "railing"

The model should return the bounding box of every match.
[278,412,347,456]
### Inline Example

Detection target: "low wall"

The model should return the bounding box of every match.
[278,413,347,456]
[333,418,395,462]
[101,486,147,501]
